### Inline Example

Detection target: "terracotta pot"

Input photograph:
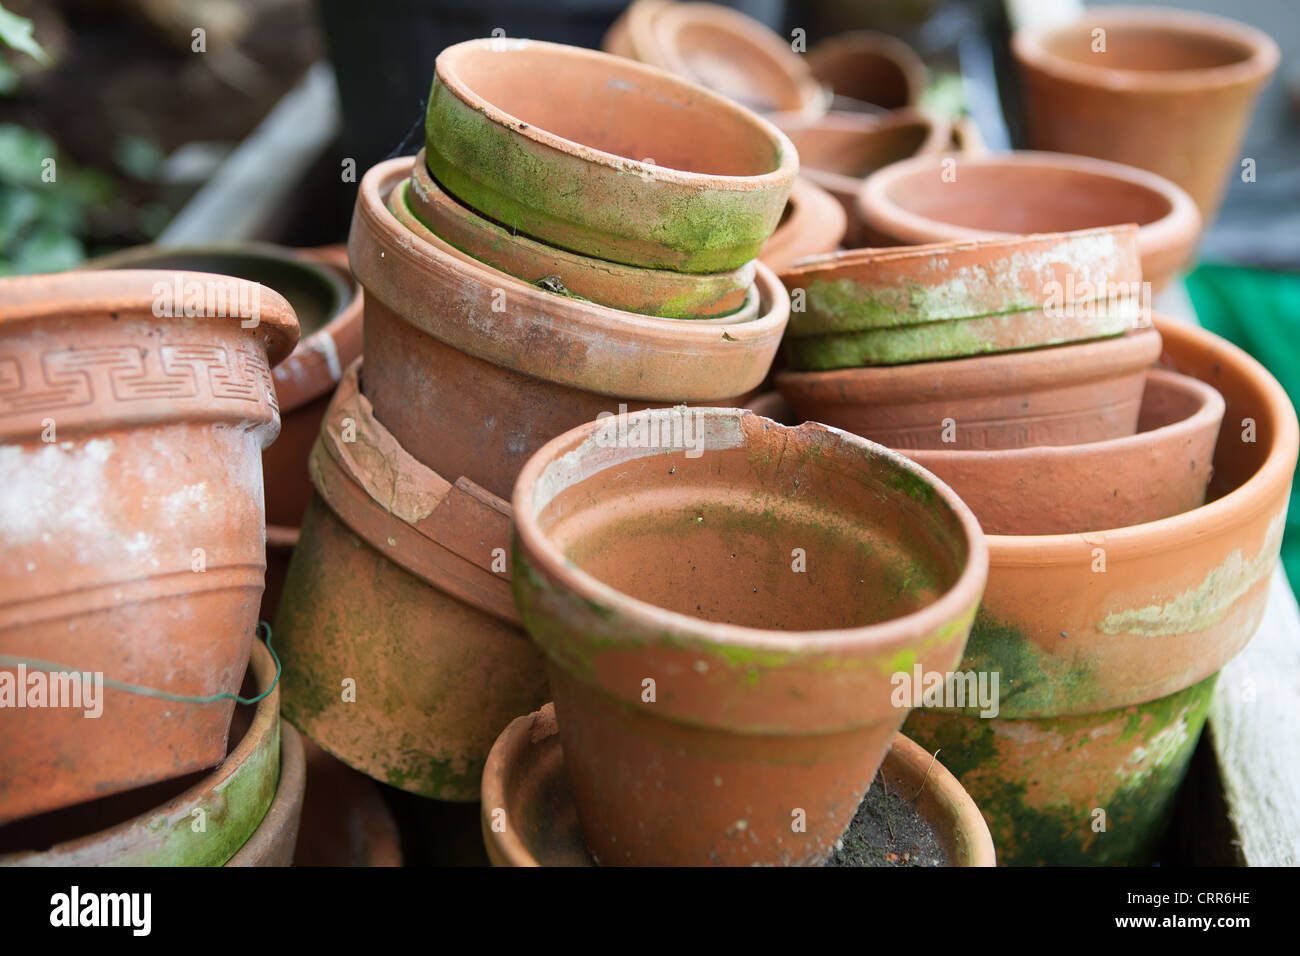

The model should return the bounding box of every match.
[425,38,798,273]
[649,1,826,125]
[776,327,1162,450]
[0,270,296,825]
[601,0,672,65]
[225,721,306,867]
[807,30,928,111]
[352,157,789,500]
[1013,7,1280,224]
[903,316,1298,865]
[407,151,755,320]
[758,176,847,273]
[292,734,403,867]
[511,407,988,865]
[274,361,549,800]
[789,110,950,247]
[856,151,1202,291]
[0,639,283,866]
[482,704,994,866]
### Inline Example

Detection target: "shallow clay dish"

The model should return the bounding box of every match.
[759,177,847,273]
[807,30,927,111]
[425,38,798,273]
[857,151,1201,291]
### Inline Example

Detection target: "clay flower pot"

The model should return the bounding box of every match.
[481,704,995,866]
[1013,7,1280,224]
[223,721,305,867]
[0,639,291,866]
[857,151,1202,291]
[511,407,988,865]
[425,38,798,273]
[806,30,928,111]
[601,0,672,65]
[903,316,1298,865]
[0,270,297,825]
[407,151,755,320]
[291,734,403,867]
[759,176,847,273]
[788,109,950,247]
[776,327,1163,450]
[274,360,549,800]
[351,157,790,500]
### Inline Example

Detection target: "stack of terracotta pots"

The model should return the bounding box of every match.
[272,37,796,811]
[0,271,306,866]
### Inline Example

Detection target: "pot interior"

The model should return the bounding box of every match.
[447,44,783,177]
[1040,23,1260,72]
[670,26,800,113]
[812,52,911,110]
[532,412,970,632]
[800,121,932,178]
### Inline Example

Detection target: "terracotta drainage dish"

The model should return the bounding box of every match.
[1012,7,1280,223]
[807,30,928,111]
[352,157,790,500]
[481,704,995,867]
[759,176,847,273]
[511,406,988,865]
[0,639,285,866]
[0,270,296,825]
[408,150,755,320]
[856,151,1201,292]
[777,326,1162,450]
[425,38,798,273]
[274,360,549,800]
[903,316,1298,865]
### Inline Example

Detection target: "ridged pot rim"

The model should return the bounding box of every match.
[512,406,988,657]
[435,37,798,191]
[1012,5,1281,95]
[795,108,951,197]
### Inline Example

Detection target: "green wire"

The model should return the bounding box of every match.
[0,621,280,705]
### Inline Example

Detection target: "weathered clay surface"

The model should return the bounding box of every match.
[225,721,305,867]
[758,176,847,273]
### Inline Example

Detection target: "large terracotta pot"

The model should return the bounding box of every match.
[350,157,790,500]
[0,270,296,825]
[425,38,798,273]
[856,151,1201,291]
[480,704,995,867]
[511,407,988,865]
[0,639,284,866]
[274,361,549,800]
[759,176,847,273]
[1012,7,1280,224]
[806,30,928,111]
[776,327,1162,450]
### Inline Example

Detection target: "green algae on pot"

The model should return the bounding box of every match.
[425,38,797,273]
[225,722,306,867]
[511,407,988,865]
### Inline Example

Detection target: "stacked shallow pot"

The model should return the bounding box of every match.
[274,37,797,802]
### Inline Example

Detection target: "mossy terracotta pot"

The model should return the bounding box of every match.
[806,30,928,111]
[788,109,949,247]
[407,150,755,320]
[292,734,403,867]
[758,176,847,273]
[0,639,286,866]
[1013,7,1280,224]
[351,157,790,501]
[425,38,798,273]
[511,407,988,865]
[776,327,1162,450]
[903,316,1298,865]
[0,270,297,826]
[481,703,995,866]
[224,721,305,867]
[857,151,1201,291]
[274,361,549,800]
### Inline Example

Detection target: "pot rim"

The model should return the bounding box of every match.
[796,108,951,196]
[435,37,799,189]
[886,731,996,867]
[0,268,299,368]
[1011,6,1281,95]
[224,720,306,866]
[512,406,989,656]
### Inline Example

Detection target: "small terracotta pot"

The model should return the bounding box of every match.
[425,38,798,273]
[292,734,403,867]
[511,407,988,865]
[789,109,949,247]
[759,176,847,273]
[1013,7,1280,223]
[0,270,296,825]
[0,639,283,866]
[481,704,995,867]
[807,30,928,111]
[776,327,1163,450]
[225,721,306,867]
[407,151,755,320]
[274,361,549,800]
[856,151,1201,291]
[352,157,789,500]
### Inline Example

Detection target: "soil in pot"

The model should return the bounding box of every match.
[825,773,946,866]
